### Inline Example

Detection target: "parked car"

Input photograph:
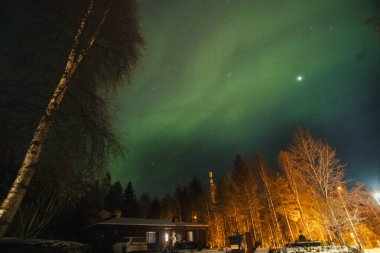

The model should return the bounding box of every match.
[113,237,148,253]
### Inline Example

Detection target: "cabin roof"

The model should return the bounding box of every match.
[81,217,208,230]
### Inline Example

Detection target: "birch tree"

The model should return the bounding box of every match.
[0,0,143,236]
[336,183,380,247]
[256,156,283,247]
[270,173,297,242]
[278,151,313,239]
[215,173,236,242]
[231,155,262,240]
[287,129,346,245]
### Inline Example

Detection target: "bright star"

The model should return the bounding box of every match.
[297,75,303,81]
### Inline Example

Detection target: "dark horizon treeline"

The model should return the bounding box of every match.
[78,175,208,224]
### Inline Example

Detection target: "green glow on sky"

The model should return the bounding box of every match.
[110,0,380,194]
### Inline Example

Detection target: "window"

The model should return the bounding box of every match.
[146,232,156,244]
[187,231,193,242]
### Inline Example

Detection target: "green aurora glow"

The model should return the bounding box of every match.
[110,0,380,194]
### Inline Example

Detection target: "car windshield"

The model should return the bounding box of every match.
[132,237,146,243]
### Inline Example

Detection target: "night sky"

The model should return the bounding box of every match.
[110,0,380,195]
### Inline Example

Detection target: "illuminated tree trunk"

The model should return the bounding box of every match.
[311,191,333,242]
[243,186,258,240]
[280,194,294,242]
[317,226,326,242]
[267,216,276,247]
[0,0,111,237]
[223,212,230,244]
[280,151,312,239]
[250,186,264,243]
[233,202,239,233]
[205,202,214,247]
[258,161,282,246]
[215,215,223,247]
[326,199,346,245]
[225,212,232,236]
[286,130,346,245]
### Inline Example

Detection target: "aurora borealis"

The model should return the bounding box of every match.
[110,0,380,195]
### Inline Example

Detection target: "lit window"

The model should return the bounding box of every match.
[165,233,169,242]
[146,232,156,244]
[187,231,193,242]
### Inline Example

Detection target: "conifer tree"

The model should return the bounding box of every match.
[122,182,140,217]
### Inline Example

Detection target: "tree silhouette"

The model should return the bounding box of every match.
[122,182,140,217]
[104,181,124,213]
[148,197,161,219]
[188,176,206,223]
[139,193,152,218]
[0,0,143,236]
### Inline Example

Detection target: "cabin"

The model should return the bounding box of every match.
[79,217,208,252]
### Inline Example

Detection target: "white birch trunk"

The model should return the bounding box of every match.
[243,186,257,240]
[280,194,294,242]
[311,191,333,242]
[0,0,112,237]
[259,162,282,246]
[281,153,312,239]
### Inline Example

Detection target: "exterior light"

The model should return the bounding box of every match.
[191,211,198,223]
[374,192,380,205]
[337,186,342,190]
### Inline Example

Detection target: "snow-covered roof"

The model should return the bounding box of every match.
[99,218,208,227]
[81,217,208,230]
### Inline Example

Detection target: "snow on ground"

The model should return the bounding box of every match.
[186,248,380,253]
[363,249,380,253]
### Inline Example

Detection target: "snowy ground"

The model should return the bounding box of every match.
[363,249,380,253]
[191,248,380,253]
